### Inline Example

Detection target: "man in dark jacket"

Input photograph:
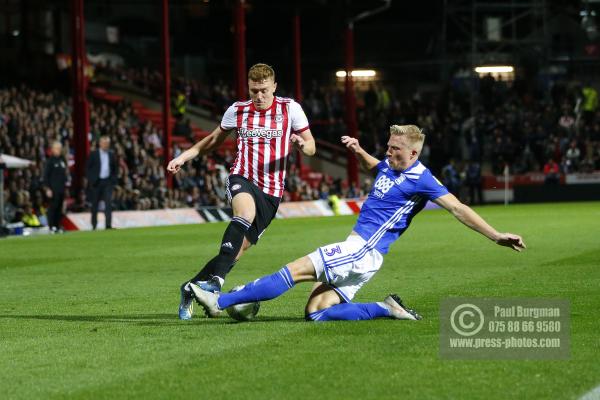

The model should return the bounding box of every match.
[43,141,69,232]
[86,136,118,230]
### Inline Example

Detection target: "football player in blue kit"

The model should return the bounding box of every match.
[190,125,526,321]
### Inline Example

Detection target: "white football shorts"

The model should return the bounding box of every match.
[308,234,384,302]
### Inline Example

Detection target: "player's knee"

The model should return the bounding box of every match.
[234,211,255,223]
[231,193,256,222]
[287,256,317,282]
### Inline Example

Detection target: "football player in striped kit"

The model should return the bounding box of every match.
[190,125,526,322]
[168,63,315,320]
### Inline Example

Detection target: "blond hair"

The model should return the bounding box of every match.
[390,125,425,153]
[248,63,275,82]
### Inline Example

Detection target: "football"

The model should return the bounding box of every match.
[225,285,260,321]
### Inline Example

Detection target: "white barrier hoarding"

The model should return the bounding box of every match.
[67,209,205,231]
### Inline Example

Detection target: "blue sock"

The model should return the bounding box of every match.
[217,266,294,309]
[307,302,391,321]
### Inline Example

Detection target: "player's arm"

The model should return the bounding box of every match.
[341,135,380,170]
[433,193,526,252]
[166,126,231,174]
[290,129,316,156]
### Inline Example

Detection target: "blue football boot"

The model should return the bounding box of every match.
[179,281,196,320]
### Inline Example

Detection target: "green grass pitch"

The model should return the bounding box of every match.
[1,202,599,399]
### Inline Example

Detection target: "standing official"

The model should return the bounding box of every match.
[43,141,69,232]
[86,136,118,230]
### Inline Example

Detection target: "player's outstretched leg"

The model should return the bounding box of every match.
[191,216,252,288]
[192,190,258,291]
[190,266,296,317]
[178,216,252,320]
[306,295,422,322]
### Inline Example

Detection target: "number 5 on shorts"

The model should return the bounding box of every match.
[324,245,342,257]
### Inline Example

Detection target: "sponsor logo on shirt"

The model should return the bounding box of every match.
[373,174,409,198]
[238,127,283,139]
[373,175,395,198]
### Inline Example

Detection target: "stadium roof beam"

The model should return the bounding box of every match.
[293,11,304,171]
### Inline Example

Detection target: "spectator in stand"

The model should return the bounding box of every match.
[364,84,378,117]
[2,190,17,225]
[21,203,42,228]
[581,83,598,126]
[465,161,483,205]
[543,158,560,184]
[43,141,69,232]
[558,110,576,134]
[318,182,330,200]
[173,91,187,119]
[441,159,461,196]
[173,117,193,142]
[565,140,581,172]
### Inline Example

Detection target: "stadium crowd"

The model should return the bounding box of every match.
[2,69,600,226]
[96,65,235,118]
[0,84,332,227]
[98,64,600,178]
[0,85,235,225]
[302,77,600,174]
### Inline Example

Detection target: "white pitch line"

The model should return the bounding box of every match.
[580,384,600,400]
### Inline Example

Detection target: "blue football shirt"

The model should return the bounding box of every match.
[353,159,449,254]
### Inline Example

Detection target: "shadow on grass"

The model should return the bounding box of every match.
[0,314,306,325]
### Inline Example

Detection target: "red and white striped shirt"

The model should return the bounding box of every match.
[220,96,309,198]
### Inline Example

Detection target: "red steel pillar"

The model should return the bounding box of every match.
[293,12,303,170]
[71,0,89,194]
[161,0,172,188]
[234,0,247,99]
[345,23,359,187]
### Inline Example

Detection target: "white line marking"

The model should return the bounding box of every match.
[580,384,600,400]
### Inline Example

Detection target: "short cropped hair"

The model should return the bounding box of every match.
[390,125,425,153]
[248,63,275,82]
